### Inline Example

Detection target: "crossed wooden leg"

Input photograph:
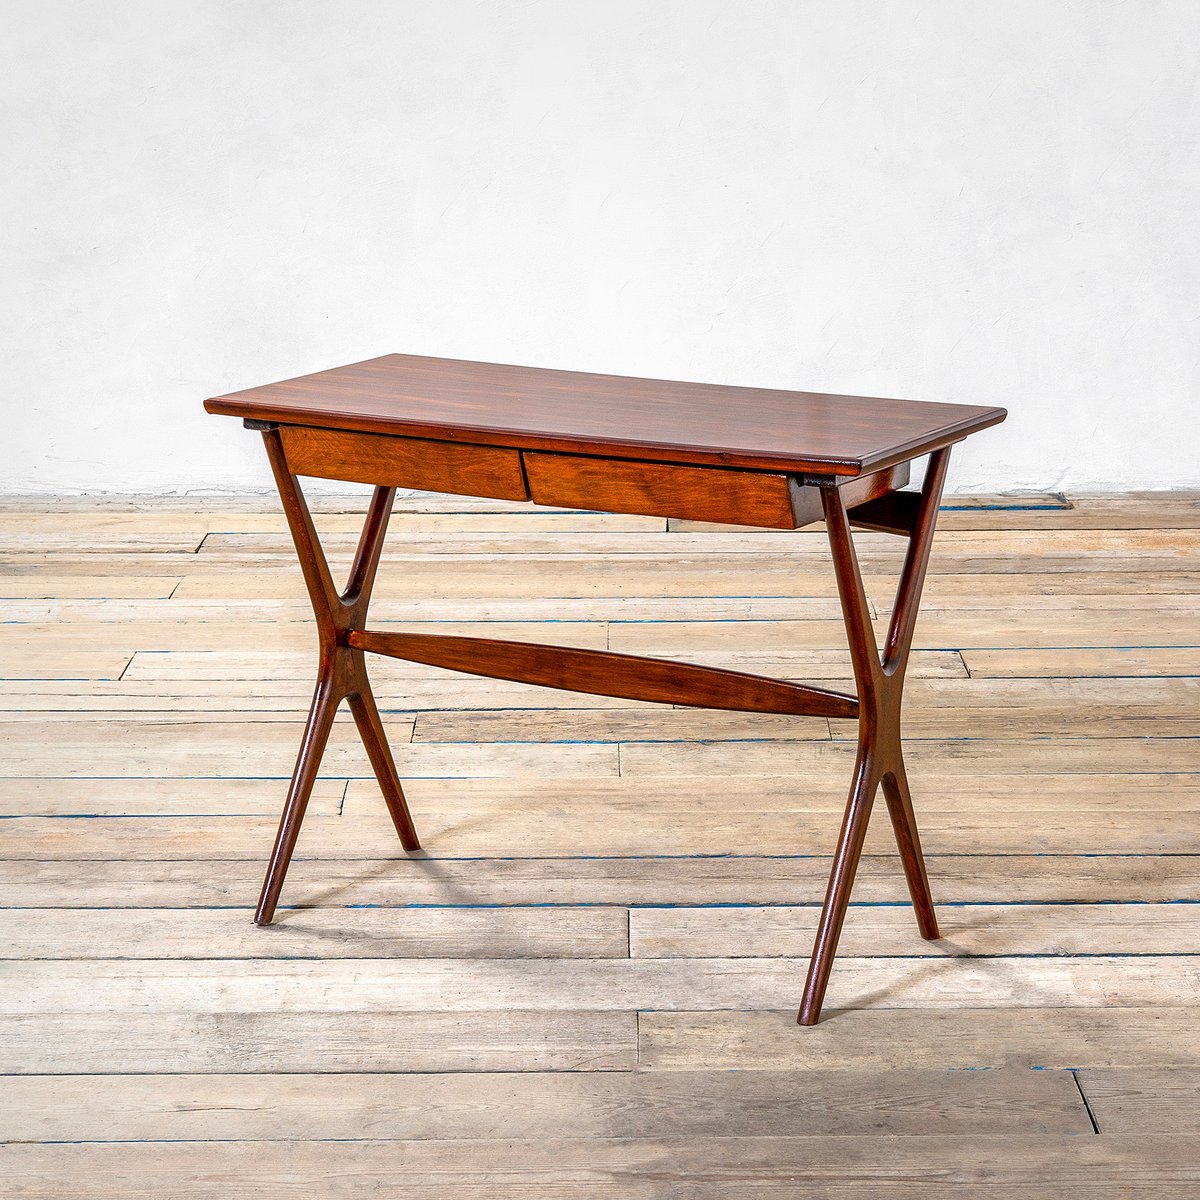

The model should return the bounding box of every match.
[253,427,420,926]
[797,448,951,1024]
[251,418,947,1023]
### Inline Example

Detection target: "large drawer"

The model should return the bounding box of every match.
[279,425,529,501]
[524,451,802,527]
[524,451,909,528]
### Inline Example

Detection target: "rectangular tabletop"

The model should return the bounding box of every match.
[205,354,1006,477]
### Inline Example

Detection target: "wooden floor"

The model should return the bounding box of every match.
[2,489,1199,1196]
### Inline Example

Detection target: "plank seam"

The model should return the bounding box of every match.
[1070,1068,1102,1134]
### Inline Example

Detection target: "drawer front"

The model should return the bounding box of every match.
[524,451,800,528]
[279,426,529,501]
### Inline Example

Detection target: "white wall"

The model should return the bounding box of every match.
[2,0,1197,495]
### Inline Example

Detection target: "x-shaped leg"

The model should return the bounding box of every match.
[797,447,951,1024]
[254,427,420,925]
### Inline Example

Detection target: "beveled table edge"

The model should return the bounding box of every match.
[205,354,1007,478]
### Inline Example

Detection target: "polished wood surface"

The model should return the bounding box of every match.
[350,628,859,719]
[279,425,528,500]
[205,353,1006,476]
[254,430,420,926]
[798,449,950,1023]
[3,492,1200,1194]
[524,457,913,530]
[524,451,802,528]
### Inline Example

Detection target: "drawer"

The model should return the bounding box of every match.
[523,451,803,528]
[279,425,529,501]
[526,452,912,528]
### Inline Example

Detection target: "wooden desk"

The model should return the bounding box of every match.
[205,353,1006,1025]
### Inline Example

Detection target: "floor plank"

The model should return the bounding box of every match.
[0,721,614,779]
[964,646,1200,678]
[8,901,1186,963]
[4,795,1196,856]
[639,1008,1200,1070]
[0,1066,1089,1142]
[0,778,346,817]
[0,906,629,960]
[4,1136,1198,1199]
[4,853,1195,907]
[629,902,1200,958]
[619,736,1200,776]
[0,1011,636,1074]
[1075,1067,1200,1133]
[5,955,1198,1014]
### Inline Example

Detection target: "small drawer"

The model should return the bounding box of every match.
[279,426,529,501]
[523,451,802,528]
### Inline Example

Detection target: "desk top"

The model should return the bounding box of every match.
[205,353,1006,477]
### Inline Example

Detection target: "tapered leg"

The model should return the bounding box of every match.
[881,760,939,940]
[348,663,421,852]
[798,450,950,1024]
[255,671,340,925]
[253,433,420,921]
[797,754,879,1025]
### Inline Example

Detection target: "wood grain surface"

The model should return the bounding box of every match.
[204,352,1006,475]
[1,490,1198,1194]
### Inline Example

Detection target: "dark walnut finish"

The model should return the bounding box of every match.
[207,353,1004,476]
[526,455,911,530]
[525,452,802,529]
[350,629,859,720]
[204,353,1007,1026]
[253,430,421,927]
[279,425,529,501]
